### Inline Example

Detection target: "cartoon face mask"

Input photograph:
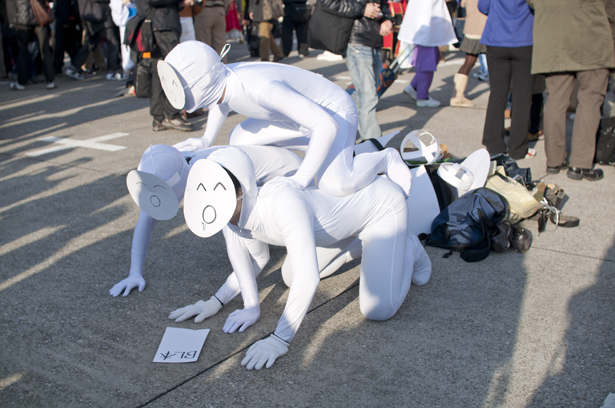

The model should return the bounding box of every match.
[158,60,186,110]
[184,159,239,238]
[126,170,181,220]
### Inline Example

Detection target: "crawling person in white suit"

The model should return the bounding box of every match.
[159,41,412,198]
[111,143,304,297]
[177,147,431,370]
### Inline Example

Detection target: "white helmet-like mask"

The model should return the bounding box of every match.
[159,41,231,113]
[126,145,189,220]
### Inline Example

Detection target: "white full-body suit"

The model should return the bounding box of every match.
[184,148,431,369]
[110,144,303,297]
[166,41,412,198]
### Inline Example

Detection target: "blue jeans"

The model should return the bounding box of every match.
[345,44,382,141]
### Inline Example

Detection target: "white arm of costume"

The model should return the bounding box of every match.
[221,226,262,333]
[214,232,270,304]
[173,104,231,151]
[168,231,270,323]
[258,81,339,192]
[109,211,155,297]
[273,198,320,342]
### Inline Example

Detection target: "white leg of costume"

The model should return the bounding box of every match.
[357,197,412,321]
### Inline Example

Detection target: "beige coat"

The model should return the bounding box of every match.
[527,0,615,74]
[463,0,487,38]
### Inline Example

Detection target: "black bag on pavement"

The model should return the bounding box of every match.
[426,188,509,262]
[595,116,615,164]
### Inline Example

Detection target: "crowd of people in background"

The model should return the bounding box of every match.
[1,0,614,180]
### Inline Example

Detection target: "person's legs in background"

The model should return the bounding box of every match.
[543,73,574,169]
[345,43,382,141]
[482,45,512,155]
[33,25,55,87]
[13,25,31,88]
[404,45,440,107]
[507,45,533,159]
[450,52,477,107]
[258,21,283,62]
[567,68,609,179]
[151,30,194,132]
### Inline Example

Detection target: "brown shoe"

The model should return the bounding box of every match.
[161,118,195,132]
[273,54,284,63]
[528,129,543,141]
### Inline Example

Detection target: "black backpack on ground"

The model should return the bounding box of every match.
[425,188,509,262]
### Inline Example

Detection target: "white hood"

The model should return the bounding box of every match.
[164,41,231,112]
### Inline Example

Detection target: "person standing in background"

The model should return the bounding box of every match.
[247,0,284,62]
[478,0,535,160]
[194,0,231,62]
[281,0,310,58]
[450,0,486,108]
[6,0,55,89]
[399,0,457,108]
[527,0,615,180]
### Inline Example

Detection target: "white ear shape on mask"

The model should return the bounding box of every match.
[158,60,186,110]
[400,130,442,164]
[184,159,238,238]
[127,170,180,220]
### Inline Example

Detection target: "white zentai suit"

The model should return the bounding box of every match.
[166,41,411,197]
[201,148,431,347]
[110,144,304,297]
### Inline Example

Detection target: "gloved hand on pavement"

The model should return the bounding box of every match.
[222,307,260,333]
[109,274,146,297]
[241,334,289,370]
[168,296,223,323]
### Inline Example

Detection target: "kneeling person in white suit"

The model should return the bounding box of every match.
[179,147,431,370]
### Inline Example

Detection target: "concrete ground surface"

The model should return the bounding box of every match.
[0,42,614,408]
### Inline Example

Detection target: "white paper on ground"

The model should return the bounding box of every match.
[153,327,210,363]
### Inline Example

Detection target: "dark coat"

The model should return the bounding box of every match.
[135,0,182,34]
[6,0,38,26]
[321,0,391,49]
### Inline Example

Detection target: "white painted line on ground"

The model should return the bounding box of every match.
[25,132,129,157]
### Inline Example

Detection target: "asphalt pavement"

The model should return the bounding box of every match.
[0,41,614,408]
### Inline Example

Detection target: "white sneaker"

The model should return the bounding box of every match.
[416,97,441,108]
[64,67,84,80]
[106,72,125,81]
[403,84,418,101]
[522,148,537,159]
[45,81,56,89]
[9,82,25,90]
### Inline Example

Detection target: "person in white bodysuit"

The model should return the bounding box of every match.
[110,143,303,298]
[176,147,432,370]
[163,41,412,198]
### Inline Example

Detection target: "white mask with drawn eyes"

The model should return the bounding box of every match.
[126,170,181,221]
[184,159,239,238]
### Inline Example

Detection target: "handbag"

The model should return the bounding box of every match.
[308,0,354,56]
[291,2,312,23]
[30,0,55,26]
[485,168,543,222]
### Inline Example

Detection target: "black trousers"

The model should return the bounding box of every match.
[53,18,82,73]
[281,4,309,57]
[14,24,54,85]
[150,30,181,122]
[482,45,534,160]
[72,20,120,73]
